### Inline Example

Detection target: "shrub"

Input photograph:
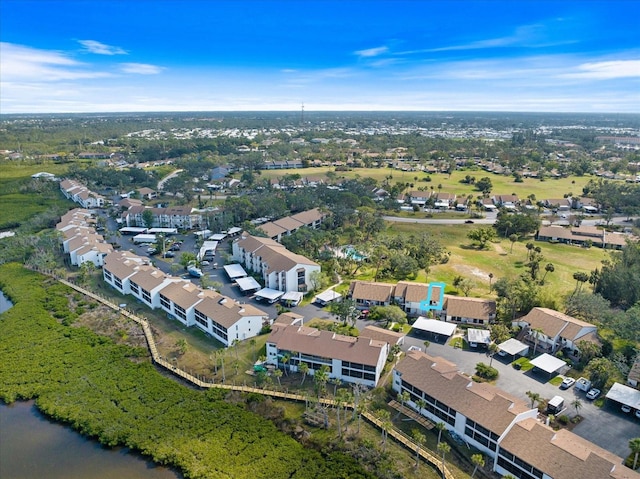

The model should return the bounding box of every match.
[558,415,570,425]
[475,362,499,380]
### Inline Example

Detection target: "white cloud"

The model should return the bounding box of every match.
[120,63,164,74]
[354,46,388,58]
[78,40,127,55]
[560,60,640,79]
[0,42,112,81]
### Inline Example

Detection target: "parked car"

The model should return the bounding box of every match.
[585,388,600,400]
[163,251,175,258]
[621,404,632,413]
[636,409,640,419]
[560,377,576,389]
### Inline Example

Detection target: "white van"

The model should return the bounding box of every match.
[547,395,565,415]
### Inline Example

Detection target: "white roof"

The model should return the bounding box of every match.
[498,338,529,356]
[467,328,490,344]
[255,288,285,301]
[281,291,303,302]
[605,382,640,409]
[530,353,566,374]
[227,227,242,235]
[208,233,227,241]
[314,289,342,303]
[235,276,261,292]
[224,263,247,279]
[412,317,457,337]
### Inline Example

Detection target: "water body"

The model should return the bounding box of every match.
[0,401,180,479]
[0,291,13,314]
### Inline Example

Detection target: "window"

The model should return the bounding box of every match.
[129,281,139,294]
[159,294,170,309]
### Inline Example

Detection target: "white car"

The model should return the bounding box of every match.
[585,388,600,400]
[621,404,632,413]
[560,377,575,389]
[636,409,640,419]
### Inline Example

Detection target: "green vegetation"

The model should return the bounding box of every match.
[512,357,534,372]
[0,264,375,479]
[0,162,73,230]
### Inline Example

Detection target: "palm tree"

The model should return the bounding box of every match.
[572,271,589,295]
[435,421,446,444]
[530,327,544,356]
[488,342,499,367]
[629,437,640,470]
[416,398,427,416]
[488,272,494,292]
[437,441,451,479]
[281,353,290,375]
[412,429,426,468]
[541,263,555,283]
[509,234,518,253]
[377,409,392,451]
[330,377,342,397]
[471,453,485,478]
[395,390,410,419]
[299,362,310,385]
[232,339,239,360]
[526,390,541,409]
[571,398,583,418]
[314,364,330,398]
[273,368,283,388]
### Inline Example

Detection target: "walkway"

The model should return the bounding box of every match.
[34,269,455,479]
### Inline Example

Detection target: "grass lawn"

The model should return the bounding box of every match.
[548,376,564,387]
[512,357,534,372]
[384,222,608,299]
[255,166,595,200]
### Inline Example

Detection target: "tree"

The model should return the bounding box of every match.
[368,304,407,327]
[585,357,621,389]
[249,338,257,363]
[629,437,640,470]
[488,272,494,292]
[299,362,310,385]
[509,234,518,253]
[329,298,359,326]
[571,398,583,418]
[437,441,451,479]
[412,429,426,468]
[314,364,330,397]
[459,278,475,297]
[488,342,499,367]
[273,368,283,388]
[281,353,290,376]
[142,209,155,229]
[435,421,446,444]
[471,453,485,478]
[475,177,493,194]
[572,271,589,295]
[530,327,545,356]
[541,263,555,284]
[330,377,342,397]
[395,390,410,419]
[377,409,392,451]
[526,390,541,408]
[467,226,496,249]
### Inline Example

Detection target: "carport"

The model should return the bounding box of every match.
[314,289,342,306]
[412,317,457,343]
[224,263,248,280]
[280,291,303,307]
[466,328,490,348]
[235,276,261,294]
[497,338,529,358]
[605,382,640,411]
[255,288,284,304]
[529,353,567,377]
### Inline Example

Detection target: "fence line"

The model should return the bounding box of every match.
[33,268,454,479]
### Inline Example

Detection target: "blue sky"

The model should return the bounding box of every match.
[1,0,639,113]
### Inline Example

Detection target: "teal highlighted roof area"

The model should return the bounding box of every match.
[419,282,446,312]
